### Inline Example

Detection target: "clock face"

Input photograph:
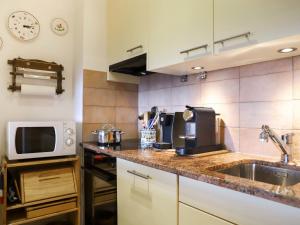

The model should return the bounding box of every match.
[8,11,40,41]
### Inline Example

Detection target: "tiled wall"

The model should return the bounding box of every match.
[83,70,138,141]
[139,56,300,160]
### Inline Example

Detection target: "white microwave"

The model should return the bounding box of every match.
[7,121,76,160]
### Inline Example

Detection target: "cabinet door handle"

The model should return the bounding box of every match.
[127,170,151,180]
[214,32,251,46]
[180,44,208,55]
[126,45,143,53]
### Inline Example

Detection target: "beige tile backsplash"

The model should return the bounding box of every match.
[83,70,138,142]
[293,56,300,70]
[239,101,293,129]
[240,72,293,102]
[293,100,300,129]
[139,56,300,159]
[201,79,240,104]
[84,88,116,106]
[204,67,240,82]
[115,107,138,123]
[240,58,292,77]
[84,106,116,124]
[294,70,300,99]
[116,90,138,107]
[224,127,240,152]
[204,103,240,128]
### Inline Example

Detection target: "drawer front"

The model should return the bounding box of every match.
[179,203,233,225]
[26,199,76,218]
[117,158,177,225]
[22,167,76,203]
[179,176,300,225]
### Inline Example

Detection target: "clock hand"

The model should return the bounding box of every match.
[23,25,34,28]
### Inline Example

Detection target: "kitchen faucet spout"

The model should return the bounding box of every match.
[259,125,295,165]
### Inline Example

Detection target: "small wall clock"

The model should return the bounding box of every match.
[8,11,40,41]
[51,18,68,36]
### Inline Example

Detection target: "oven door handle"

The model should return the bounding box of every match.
[84,166,116,182]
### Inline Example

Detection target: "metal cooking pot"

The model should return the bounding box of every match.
[92,124,124,146]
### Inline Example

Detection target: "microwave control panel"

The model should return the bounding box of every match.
[63,121,76,151]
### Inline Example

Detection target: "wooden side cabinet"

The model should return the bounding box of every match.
[0,156,80,225]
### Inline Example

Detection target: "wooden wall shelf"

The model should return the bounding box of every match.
[7,58,65,95]
[1,156,80,225]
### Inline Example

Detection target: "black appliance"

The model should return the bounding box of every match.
[160,113,174,144]
[83,150,117,225]
[109,53,154,76]
[153,113,174,149]
[175,106,223,156]
[82,140,140,225]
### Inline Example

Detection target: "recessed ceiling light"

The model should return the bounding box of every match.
[278,47,297,53]
[192,66,204,70]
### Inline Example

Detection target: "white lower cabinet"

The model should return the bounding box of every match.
[179,203,233,225]
[117,161,300,225]
[117,158,177,225]
[180,176,300,225]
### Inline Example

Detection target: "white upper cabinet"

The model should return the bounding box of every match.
[147,0,213,72]
[214,0,300,53]
[107,0,149,65]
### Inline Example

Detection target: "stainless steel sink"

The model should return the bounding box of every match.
[217,162,300,186]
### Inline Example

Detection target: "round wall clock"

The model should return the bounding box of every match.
[51,18,68,36]
[8,11,40,41]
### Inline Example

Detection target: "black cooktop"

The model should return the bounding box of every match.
[83,139,141,152]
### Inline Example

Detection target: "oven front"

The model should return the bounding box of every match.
[83,149,117,225]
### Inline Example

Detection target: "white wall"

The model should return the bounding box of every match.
[0,0,77,156]
[73,0,84,152]
[0,0,108,156]
[83,0,107,71]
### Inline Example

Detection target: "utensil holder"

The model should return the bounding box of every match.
[140,129,156,147]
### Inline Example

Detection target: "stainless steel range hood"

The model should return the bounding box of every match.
[108,53,154,76]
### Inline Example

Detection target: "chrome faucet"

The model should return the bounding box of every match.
[259,125,294,165]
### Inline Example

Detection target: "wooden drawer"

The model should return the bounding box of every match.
[21,167,77,203]
[26,198,77,219]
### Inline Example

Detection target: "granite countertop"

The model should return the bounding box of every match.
[82,142,300,208]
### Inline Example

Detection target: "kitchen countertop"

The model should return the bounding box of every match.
[82,142,300,208]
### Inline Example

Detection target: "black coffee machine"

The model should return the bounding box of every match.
[175,106,223,156]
